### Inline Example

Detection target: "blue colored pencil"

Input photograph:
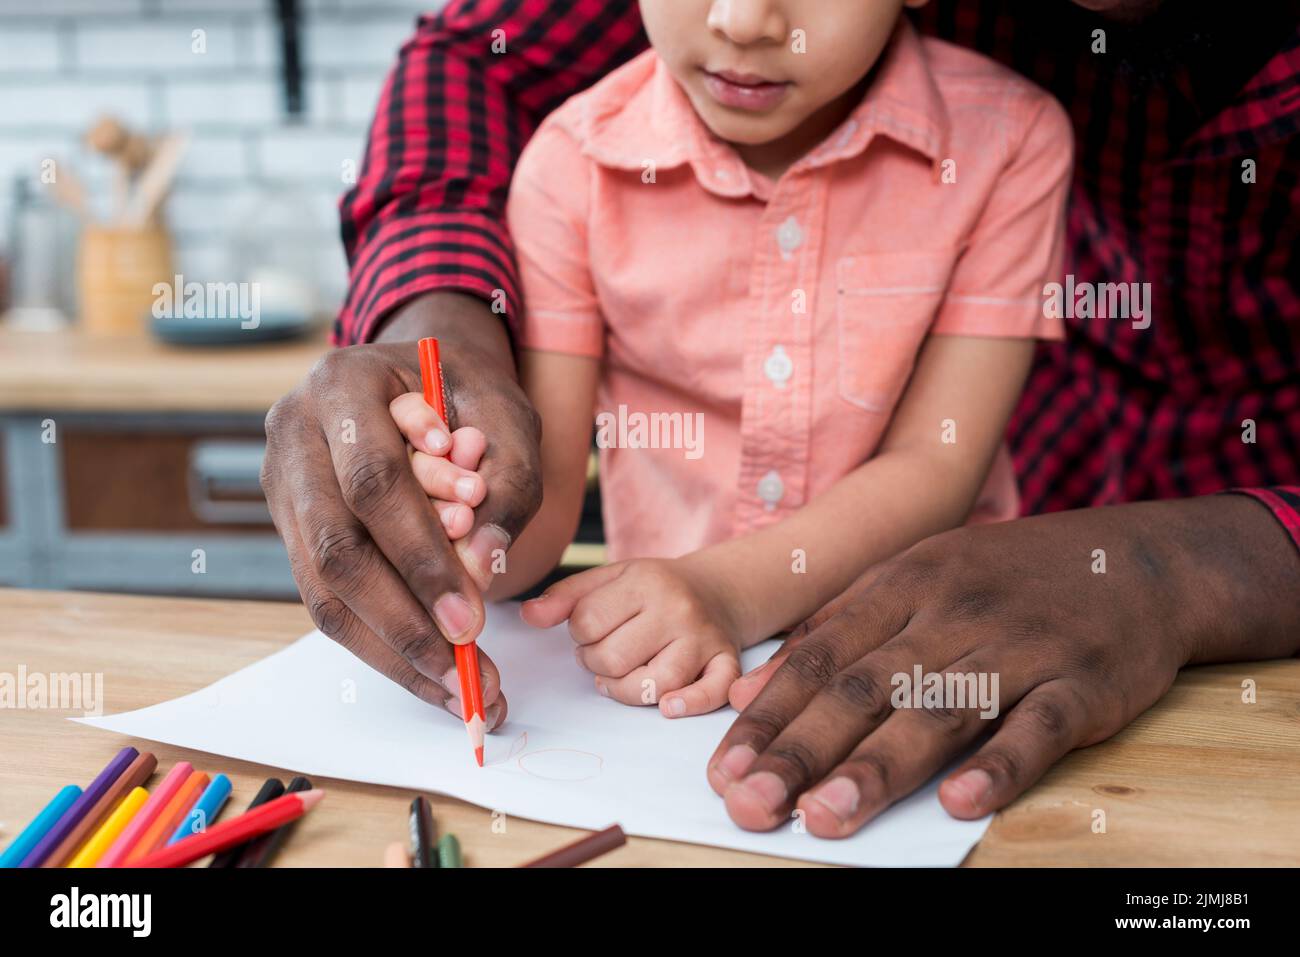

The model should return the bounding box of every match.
[167,774,232,845]
[0,785,83,868]
[19,746,138,868]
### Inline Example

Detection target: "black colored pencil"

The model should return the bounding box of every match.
[409,796,439,868]
[208,777,285,868]
[233,775,312,868]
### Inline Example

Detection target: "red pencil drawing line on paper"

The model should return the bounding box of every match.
[484,731,530,767]
[517,748,604,783]
[484,732,605,781]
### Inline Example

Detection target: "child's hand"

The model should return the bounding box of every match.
[389,392,488,540]
[520,559,745,717]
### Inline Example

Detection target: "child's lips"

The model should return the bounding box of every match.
[701,69,791,111]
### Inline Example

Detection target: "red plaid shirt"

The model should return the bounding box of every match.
[336,0,1300,551]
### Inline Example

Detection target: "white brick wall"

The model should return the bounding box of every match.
[0,0,447,315]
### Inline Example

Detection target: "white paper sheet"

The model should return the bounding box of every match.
[77,603,988,866]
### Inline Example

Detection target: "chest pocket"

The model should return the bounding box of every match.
[836,252,955,413]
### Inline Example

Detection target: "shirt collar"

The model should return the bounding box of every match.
[1177,26,1300,162]
[578,18,951,198]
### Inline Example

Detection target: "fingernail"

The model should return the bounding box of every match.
[454,476,478,503]
[715,744,757,782]
[426,428,450,452]
[439,504,466,531]
[444,696,463,719]
[596,680,609,697]
[464,524,510,580]
[666,697,686,716]
[433,593,474,640]
[811,776,860,823]
[948,769,994,810]
[736,771,787,812]
[441,666,460,693]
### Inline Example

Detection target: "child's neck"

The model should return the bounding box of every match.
[732,73,871,182]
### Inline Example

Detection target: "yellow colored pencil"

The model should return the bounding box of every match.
[67,787,149,868]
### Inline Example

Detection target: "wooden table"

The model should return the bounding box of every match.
[2,589,1298,867]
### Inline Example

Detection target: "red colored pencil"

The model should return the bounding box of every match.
[131,790,324,868]
[418,336,488,767]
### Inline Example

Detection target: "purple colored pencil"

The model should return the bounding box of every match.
[18,746,138,868]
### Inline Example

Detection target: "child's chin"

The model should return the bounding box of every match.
[700,110,794,148]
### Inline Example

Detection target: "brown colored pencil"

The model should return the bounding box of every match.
[521,824,626,868]
[41,751,158,867]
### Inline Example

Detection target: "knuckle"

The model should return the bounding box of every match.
[392,666,434,700]
[307,349,346,387]
[765,739,820,783]
[341,453,404,516]
[843,749,893,792]
[1018,695,1072,742]
[916,702,969,735]
[943,584,1006,622]
[978,748,1024,787]
[826,669,890,719]
[489,461,543,531]
[736,706,788,744]
[387,617,439,663]
[784,642,839,689]
[568,603,601,643]
[310,525,371,586]
[307,592,350,642]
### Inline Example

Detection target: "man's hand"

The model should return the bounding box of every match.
[708,495,1300,838]
[261,292,542,725]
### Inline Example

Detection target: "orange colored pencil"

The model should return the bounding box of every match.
[125,770,208,863]
[132,790,323,868]
[418,336,487,767]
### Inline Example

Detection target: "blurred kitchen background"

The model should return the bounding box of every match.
[0,0,603,600]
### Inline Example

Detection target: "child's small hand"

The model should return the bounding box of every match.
[388,391,488,540]
[521,559,745,717]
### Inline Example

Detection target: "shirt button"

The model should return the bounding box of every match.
[764,345,793,387]
[757,470,785,511]
[776,216,803,259]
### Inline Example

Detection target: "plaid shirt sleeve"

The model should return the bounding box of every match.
[1231,488,1300,553]
[333,0,647,345]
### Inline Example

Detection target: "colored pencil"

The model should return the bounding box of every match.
[67,787,149,868]
[418,335,487,767]
[125,769,208,863]
[43,751,157,868]
[208,777,284,868]
[0,785,82,868]
[132,789,324,868]
[97,761,192,868]
[232,775,311,868]
[521,825,626,868]
[437,833,462,869]
[19,746,137,868]
[167,773,231,845]
[409,796,439,868]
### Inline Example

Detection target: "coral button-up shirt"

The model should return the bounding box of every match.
[505,20,1071,562]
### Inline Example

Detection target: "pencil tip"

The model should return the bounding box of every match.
[298,788,326,809]
[475,746,484,767]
